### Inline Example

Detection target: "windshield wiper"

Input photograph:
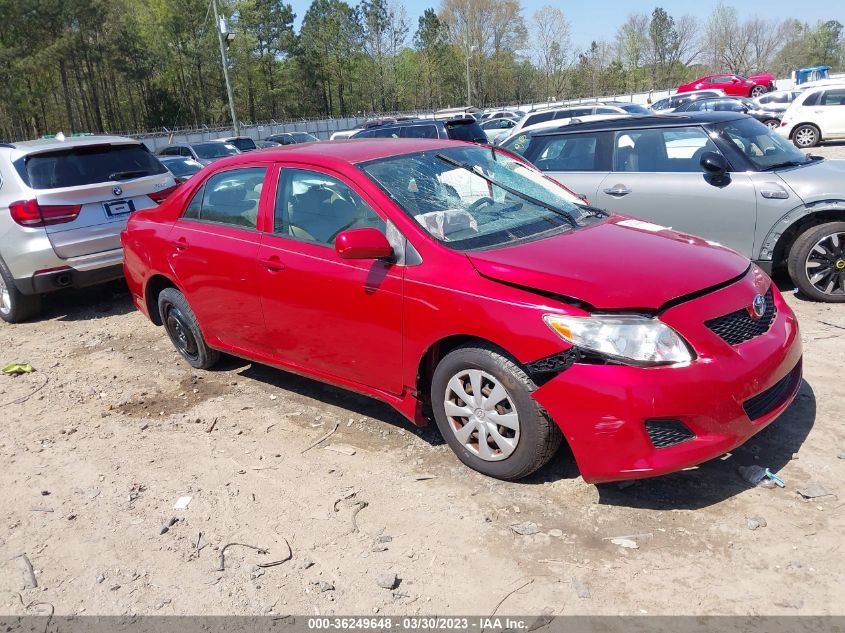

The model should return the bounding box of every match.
[435,153,578,229]
[762,160,809,171]
[109,169,151,180]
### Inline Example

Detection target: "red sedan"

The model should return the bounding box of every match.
[121,139,802,482]
[677,73,776,98]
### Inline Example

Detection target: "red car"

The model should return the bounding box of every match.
[121,139,802,483]
[677,73,776,98]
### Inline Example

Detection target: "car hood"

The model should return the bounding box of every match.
[467,217,750,310]
[775,159,845,204]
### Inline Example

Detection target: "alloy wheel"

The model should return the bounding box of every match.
[794,127,817,147]
[750,85,766,98]
[764,119,779,130]
[444,368,520,461]
[805,231,845,297]
[0,274,10,316]
[164,305,200,361]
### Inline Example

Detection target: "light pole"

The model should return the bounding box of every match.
[212,0,239,136]
[465,44,477,107]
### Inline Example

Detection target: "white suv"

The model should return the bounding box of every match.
[778,84,845,148]
[0,135,176,322]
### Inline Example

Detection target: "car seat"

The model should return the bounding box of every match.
[632,132,667,171]
[204,185,256,227]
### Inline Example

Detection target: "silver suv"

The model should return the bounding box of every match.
[0,135,176,322]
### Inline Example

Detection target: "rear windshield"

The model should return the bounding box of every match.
[193,143,240,159]
[164,158,203,177]
[444,120,487,143]
[17,143,167,190]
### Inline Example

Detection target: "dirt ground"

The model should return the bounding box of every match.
[2,212,845,618]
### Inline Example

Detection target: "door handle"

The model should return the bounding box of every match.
[174,237,188,251]
[602,185,632,197]
[260,256,286,271]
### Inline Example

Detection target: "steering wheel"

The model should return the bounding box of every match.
[287,222,318,242]
[327,218,361,244]
[467,197,496,213]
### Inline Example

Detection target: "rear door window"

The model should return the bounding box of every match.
[820,89,845,106]
[20,144,168,189]
[182,167,267,229]
[525,132,611,171]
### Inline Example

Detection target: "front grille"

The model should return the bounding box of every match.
[705,287,776,346]
[743,360,802,421]
[645,419,696,449]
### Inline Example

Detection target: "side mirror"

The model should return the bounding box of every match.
[700,151,728,177]
[335,227,393,261]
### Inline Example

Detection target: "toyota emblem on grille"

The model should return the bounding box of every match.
[113,185,123,197]
[751,293,766,319]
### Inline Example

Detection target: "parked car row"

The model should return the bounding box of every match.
[3,87,838,486]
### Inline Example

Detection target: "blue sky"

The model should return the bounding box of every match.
[286,0,838,51]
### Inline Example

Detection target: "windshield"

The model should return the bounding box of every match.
[360,145,601,251]
[712,117,811,171]
[164,158,203,177]
[193,142,240,159]
[19,143,167,189]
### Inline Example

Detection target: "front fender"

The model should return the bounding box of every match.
[758,199,845,262]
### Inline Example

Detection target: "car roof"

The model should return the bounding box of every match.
[529,112,747,135]
[363,118,445,129]
[215,138,462,167]
[4,134,142,159]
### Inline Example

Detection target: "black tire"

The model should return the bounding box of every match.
[763,119,780,130]
[787,221,845,303]
[430,343,562,480]
[157,287,220,368]
[792,124,820,148]
[0,256,42,324]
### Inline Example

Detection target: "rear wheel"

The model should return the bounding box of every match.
[750,85,767,98]
[0,257,42,324]
[763,118,780,130]
[158,288,220,368]
[431,344,562,480]
[792,124,820,148]
[787,222,845,303]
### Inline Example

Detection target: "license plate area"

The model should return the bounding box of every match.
[103,199,135,217]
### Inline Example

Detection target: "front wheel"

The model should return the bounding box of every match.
[430,344,562,480]
[749,85,767,98]
[158,288,220,368]
[763,119,780,130]
[792,124,820,148]
[787,222,845,302]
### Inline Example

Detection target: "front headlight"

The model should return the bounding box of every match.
[543,314,693,366]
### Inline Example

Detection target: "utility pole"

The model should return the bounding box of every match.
[212,0,239,136]
[467,43,475,108]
